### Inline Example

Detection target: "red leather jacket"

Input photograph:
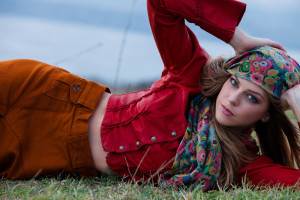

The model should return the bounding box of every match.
[101,0,246,180]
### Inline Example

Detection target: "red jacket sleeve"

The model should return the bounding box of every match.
[147,0,246,74]
[238,155,300,188]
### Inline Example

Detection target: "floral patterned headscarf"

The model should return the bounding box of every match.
[225,46,300,98]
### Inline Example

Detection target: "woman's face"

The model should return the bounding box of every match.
[215,75,270,129]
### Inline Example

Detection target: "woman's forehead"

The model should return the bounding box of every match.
[233,75,268,97]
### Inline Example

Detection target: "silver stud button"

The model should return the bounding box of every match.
[136,141,140,147]
[119,146,125,151]
[151,136,157,141]
[73,85,80,91]
[171,131,177,137]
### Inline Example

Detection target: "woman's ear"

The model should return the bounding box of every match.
[261,115,270,123]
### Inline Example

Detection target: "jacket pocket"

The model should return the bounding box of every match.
[67,134,95,169]
[42,71,88,104]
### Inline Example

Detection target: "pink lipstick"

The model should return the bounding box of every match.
[221,104,234,116]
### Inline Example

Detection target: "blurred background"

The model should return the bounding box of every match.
[0,0,299,92]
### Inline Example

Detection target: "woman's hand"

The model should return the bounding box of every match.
[281,84,300,122]
[229,28,286,55]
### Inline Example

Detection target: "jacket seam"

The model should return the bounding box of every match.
[106,77,180,112]
[102,110,151,129]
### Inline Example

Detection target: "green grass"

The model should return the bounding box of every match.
[1,175,300,199]
[1,111,299,199]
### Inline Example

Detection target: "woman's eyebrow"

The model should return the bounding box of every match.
[235,76,265,100]
[248,89,265,100]
[234,75,240,84]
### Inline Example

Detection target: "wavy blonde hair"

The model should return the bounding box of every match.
[201,57,300,188]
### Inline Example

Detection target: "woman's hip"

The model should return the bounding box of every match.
[0,59,109,179]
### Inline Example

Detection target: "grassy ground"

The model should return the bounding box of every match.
[1,175,300,199]
[1,111,299,199]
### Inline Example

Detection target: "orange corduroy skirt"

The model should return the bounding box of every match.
[0,59,109,179]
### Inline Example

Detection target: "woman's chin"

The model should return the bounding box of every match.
[215,114,251,132]
[215,110,232,126]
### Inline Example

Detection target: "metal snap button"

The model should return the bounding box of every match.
[171,131,177,137]
[136,141,140,147]
[151,136,157,142]
[119,146,125,151]
[73,85,80,91]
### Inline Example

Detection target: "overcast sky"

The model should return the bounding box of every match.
[0,0,299,88]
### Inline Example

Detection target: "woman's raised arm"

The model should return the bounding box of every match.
[147,0,246,75]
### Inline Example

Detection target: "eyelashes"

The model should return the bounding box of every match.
[248,94,258,104]
[229,77,259,104]
[230,77,238,87]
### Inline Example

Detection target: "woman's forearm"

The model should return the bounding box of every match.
[147,0,246,72]
[149,0,246,43]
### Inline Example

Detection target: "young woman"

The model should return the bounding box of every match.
[1,0,299,190]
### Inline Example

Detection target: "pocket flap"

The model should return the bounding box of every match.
[67,135,95,169]
[42,73,87,103]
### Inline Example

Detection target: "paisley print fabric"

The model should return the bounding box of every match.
[160,94,222,191]
[225,46,300,98]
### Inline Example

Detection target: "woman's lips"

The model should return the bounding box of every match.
[221,104,234,116]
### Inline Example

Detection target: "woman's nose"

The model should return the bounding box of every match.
[228,91,240,106]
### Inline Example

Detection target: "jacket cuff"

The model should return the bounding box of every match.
[198,0,246,43]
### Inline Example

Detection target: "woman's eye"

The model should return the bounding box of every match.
[248,95,258,104]
[231,78,238,87]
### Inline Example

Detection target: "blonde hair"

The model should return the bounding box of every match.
[201,57,300,188]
